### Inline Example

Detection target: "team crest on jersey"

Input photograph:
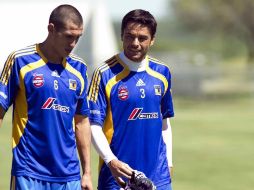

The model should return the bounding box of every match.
[118,86,129,101]
[154,85,161,96]
[69,79,77,91]
[32,74,44,88]
[128,108,158,120]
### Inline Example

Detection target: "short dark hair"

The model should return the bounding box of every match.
[121,9,157,38]
[49,4,83,31]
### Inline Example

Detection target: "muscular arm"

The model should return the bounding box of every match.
[75,115,93,190]
[162,118,173,176]
[91,124,133,187]
[0,106,6,127]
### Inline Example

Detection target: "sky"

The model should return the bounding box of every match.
[2,0,169,20]
[0,0,169,70]
[104,0,169,21]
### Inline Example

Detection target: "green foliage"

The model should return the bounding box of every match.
[171,0,254,63]
[113,18,247,61]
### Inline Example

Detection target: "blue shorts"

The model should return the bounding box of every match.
[156,183,172,190]
[10,176,81,190]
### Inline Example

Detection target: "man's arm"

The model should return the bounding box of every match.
[75,115,93,190]
[91,124,133,187]
[0,106,6,127]
[162,118,173,176]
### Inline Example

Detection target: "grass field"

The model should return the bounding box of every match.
[0,97,254,189]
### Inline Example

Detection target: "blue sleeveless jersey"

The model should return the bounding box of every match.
[88,54,174,189]
[0,44,89,182]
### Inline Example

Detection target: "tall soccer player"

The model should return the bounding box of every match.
[88,9,174,190]
[0,4,93,190]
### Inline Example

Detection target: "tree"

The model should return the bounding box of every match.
[171,0,254,64]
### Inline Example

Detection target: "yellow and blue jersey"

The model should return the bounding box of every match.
[0,44,89,182]
[88,54,174,189]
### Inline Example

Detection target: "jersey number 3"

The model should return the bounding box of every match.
[140,88,145,98]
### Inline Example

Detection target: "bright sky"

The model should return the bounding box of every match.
[105,0,169,21]
[0,0,169,70]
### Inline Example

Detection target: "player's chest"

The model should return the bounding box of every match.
[24,66,80,96]
[110,72,164,103]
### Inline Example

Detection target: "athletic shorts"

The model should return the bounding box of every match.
[156,183,172,190]
[10,176,81,190]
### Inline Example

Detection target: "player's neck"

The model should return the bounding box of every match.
[120,52,146,72]
[39,41,63,64]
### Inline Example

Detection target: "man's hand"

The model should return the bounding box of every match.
[81,172,93,190]
[108,159,133,187]
[125,170,156,190]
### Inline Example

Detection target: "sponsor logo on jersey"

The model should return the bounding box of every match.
[32,74,44,88]
[69,79,77,91]
[154,85,161,96]
[51,70,60,77]
[136,79,146,87]
[41,97,69,113]
[118,86,129,101]
[128,108,159,120]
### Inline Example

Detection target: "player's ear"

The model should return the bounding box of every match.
[150,37,155,46]
[48,23,55,33]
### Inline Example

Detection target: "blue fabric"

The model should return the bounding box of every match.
[89,54,174,189]
[156,182,172,190]
[12,176,81,190]
[0,44,89,182]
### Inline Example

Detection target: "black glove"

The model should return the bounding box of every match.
[124,170,156,190]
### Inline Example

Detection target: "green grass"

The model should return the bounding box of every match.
[171,97,254,190]
[1,97,254,189]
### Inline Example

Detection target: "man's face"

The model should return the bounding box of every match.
[122,22,154,62]
[52,20,83,58]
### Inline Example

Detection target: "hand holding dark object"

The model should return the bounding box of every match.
[124,170,156,190]
[108,159,133,187]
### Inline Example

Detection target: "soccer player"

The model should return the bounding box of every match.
[88,9,174,190]
[0,4,93,190]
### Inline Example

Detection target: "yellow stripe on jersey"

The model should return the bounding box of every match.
[13,59,45,148]
[145,57,168,96]
[0,45,36,85]
[99,104,114,170]
[69,54,89,80]
[148,56,173,72]
[63,60,85,96]
[69,53,87,65]
[88,64,105,102]
[98,65,130,170]
[88,56,118,102]
[105,64,129,102]
[0,52,15,84]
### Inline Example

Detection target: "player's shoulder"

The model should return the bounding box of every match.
[9,44,37,60]
[94,54,121,75]
[147,55,172,73]
[68,53,87,67]
[4,44,39,71]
